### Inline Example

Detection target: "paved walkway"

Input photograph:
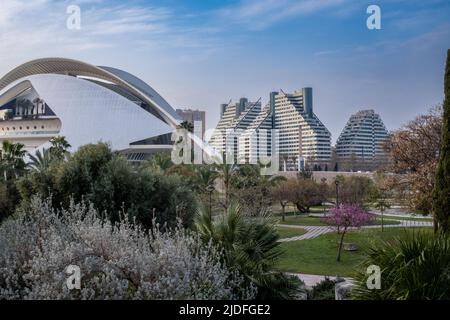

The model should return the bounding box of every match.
[277,219,433,242]
[278,225,334,242]
[287,272,353,287]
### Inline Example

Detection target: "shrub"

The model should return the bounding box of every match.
[0,197,255,300]
[195,203,302,300]
[352,231,450,300]
[309,277,336,300]
[17,143,197,229]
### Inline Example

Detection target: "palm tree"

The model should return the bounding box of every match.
[27,148,54,173]
[195,203,301,299]
[215,156,238,211]
[177,120,194,133]
[195,164,218,191]
[49,136,71,160]
[0,140,27,181]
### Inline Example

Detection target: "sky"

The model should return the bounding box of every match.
[0,0,449,143]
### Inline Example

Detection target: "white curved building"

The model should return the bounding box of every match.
[0,57,183,160]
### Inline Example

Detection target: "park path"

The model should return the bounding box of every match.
[277,219,433,242]
[287,272,353,288]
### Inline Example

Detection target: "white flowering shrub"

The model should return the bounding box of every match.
[0,197,256,300]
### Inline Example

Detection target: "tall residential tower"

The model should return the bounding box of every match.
[336,109,388,170]
[210,88,332,171]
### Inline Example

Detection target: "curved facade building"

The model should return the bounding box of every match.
[0,57,182,160]
[336,109,388,160]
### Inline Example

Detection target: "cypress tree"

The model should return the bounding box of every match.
[433,49,450,233]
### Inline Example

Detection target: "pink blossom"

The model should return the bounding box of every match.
[323,204,373,230]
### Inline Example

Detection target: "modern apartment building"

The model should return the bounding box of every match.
[336,109,388,168]
[176,108,206,139]
[209,98,262,161]
[237,103,273,164]
[272,88,332,170]
[210,88,332,171]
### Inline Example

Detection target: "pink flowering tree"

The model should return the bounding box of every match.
[323,204,374,262]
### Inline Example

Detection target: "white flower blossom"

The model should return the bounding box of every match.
[0,197,256,300]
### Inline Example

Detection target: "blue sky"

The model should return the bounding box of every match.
[0,0,449,142]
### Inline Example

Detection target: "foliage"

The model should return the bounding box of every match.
[0,140,27,181]
[194,203,301,299]
[177,120,194,133]
[0,181,20,223]
[27,148,55,173]
[369,176,392,232]
[48,136,71,161]
[145,152,173,172]
[309,277,336,300]
[271,181,291,221]
[231,165,285,216]
[324,204,373,262]
[433,49,450,233]
[214,159,238,211]
[17,143,197,229]
[352,231,450,300]
[283,178,327,213]
[0,197,254,300]
[384,106,442,216]
[335,175,375,206]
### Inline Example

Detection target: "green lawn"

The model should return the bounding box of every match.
[279,215,327,226]
[276,227,432,277]
[278,215,401,227]
[276,226,307,239]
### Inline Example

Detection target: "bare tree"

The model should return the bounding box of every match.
[384,106,442,230]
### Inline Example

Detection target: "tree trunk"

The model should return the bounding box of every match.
[337,228,347,262]
[281,203,286,222]
[433,213,439,234]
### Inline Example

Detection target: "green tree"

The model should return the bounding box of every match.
[27,148,55,173]
[370,173,391,232]
[215,157,238,211]
[18,143,197,229]
[0,140,27,181]
[146,152,173,172]
[49,136,71,160]
[177,120,194,133]
[0,180,20,222]
[433,49,450,233]
[195,203,302,299]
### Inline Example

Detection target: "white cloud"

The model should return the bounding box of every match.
[0,0,222,72]
[217,0,348,30]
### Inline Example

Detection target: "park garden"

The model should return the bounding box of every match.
[0,50,449,300]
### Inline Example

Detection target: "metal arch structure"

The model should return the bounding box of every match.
[0,57,181,128]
